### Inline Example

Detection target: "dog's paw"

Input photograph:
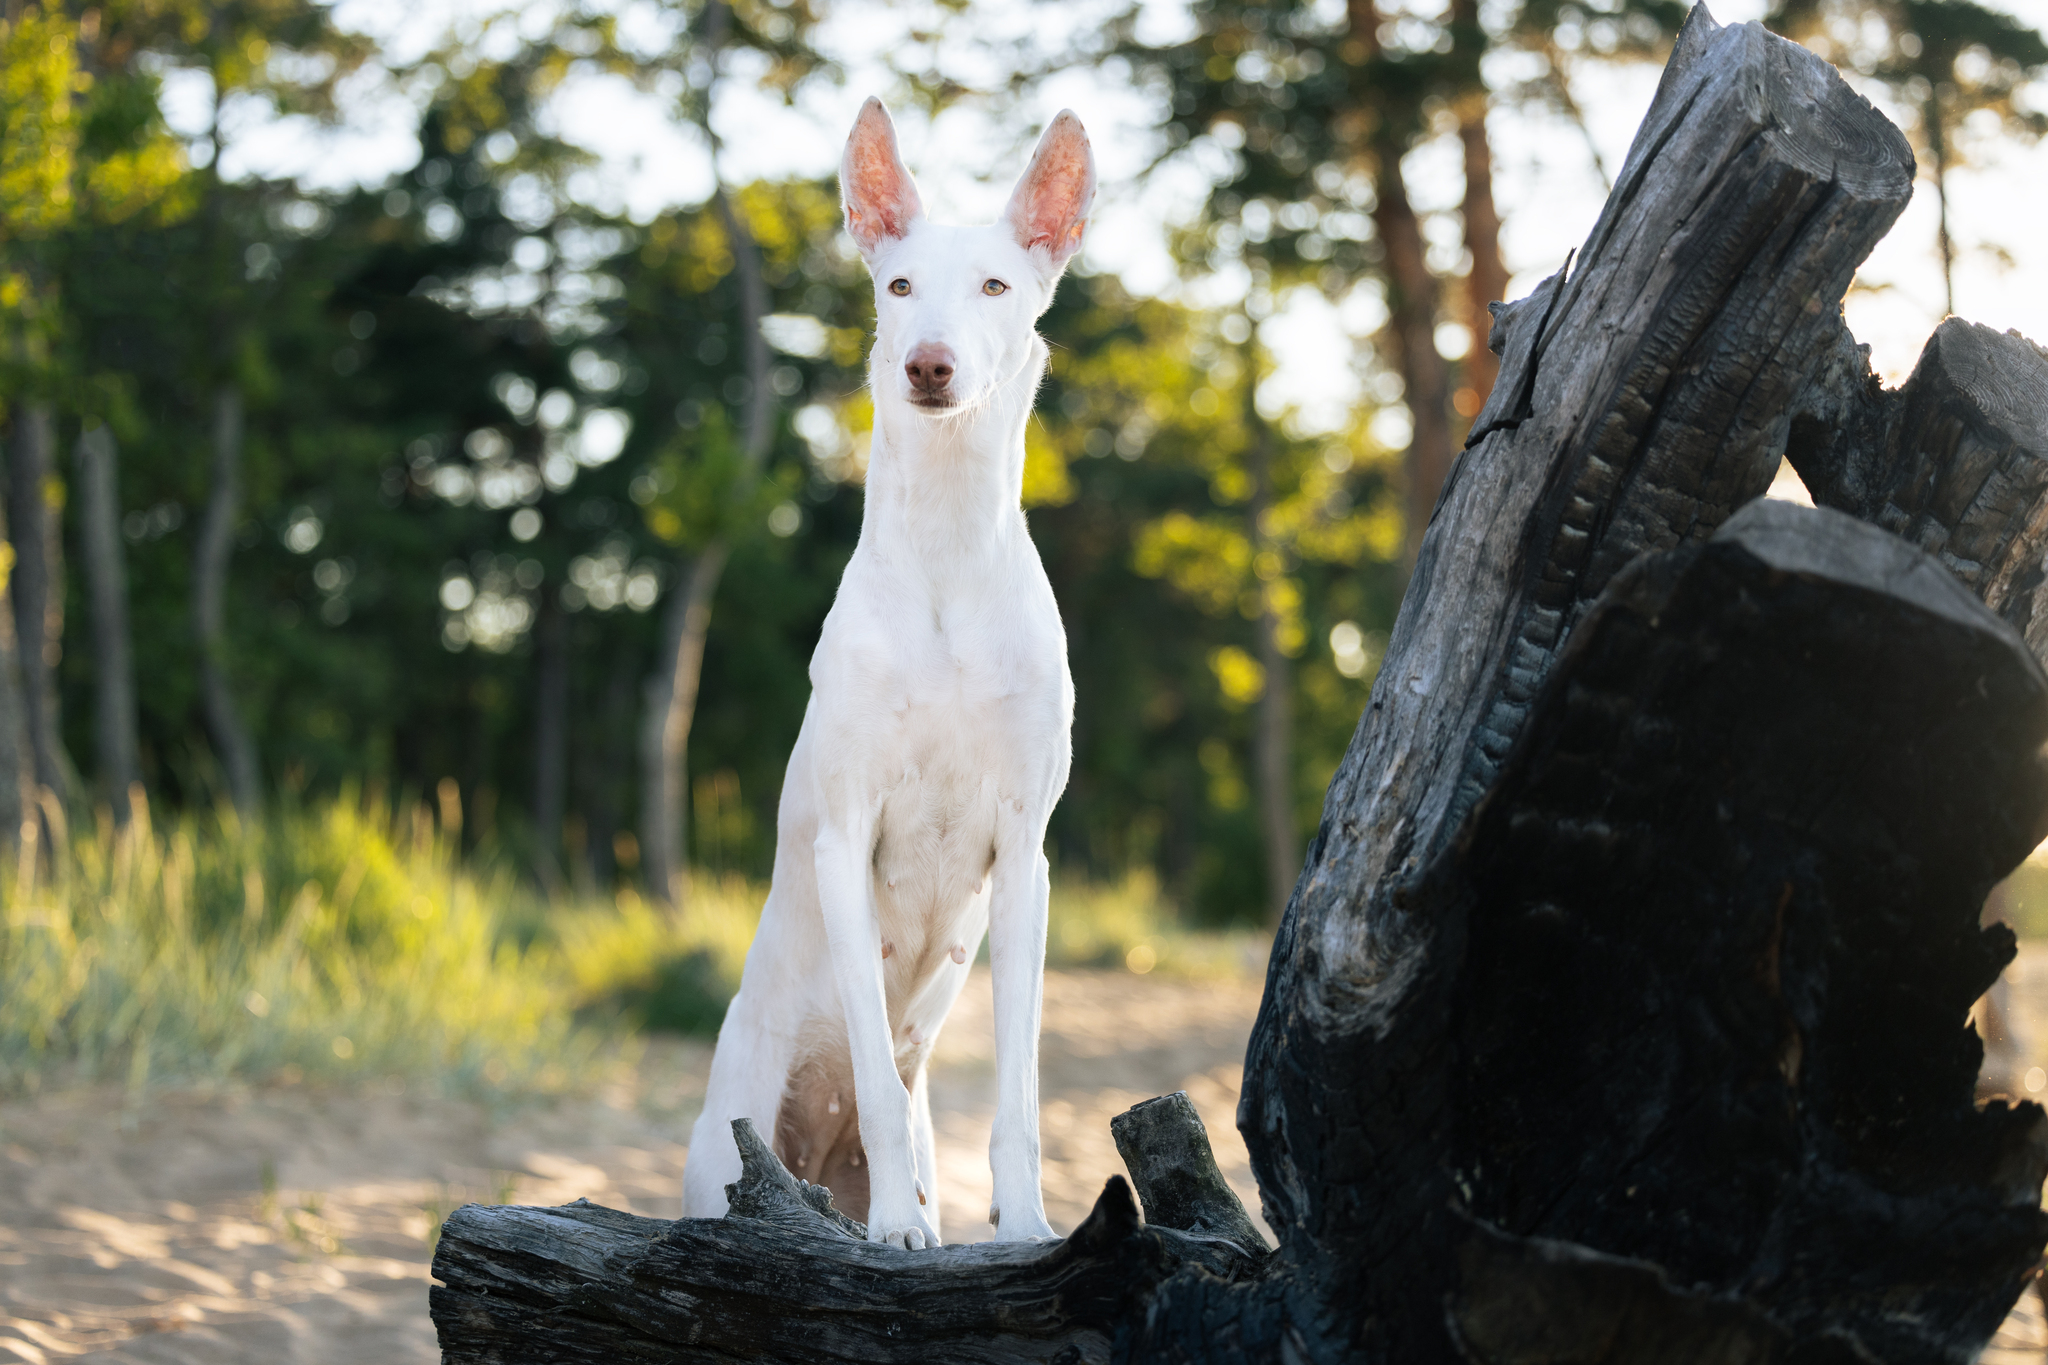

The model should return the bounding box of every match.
[988,1204,1057,1243]
[867,1199,941,1250]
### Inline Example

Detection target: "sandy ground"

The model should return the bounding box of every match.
[0,967,1266,1363]
[11,950,2048,1364]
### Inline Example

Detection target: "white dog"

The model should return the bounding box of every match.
[681,99,1093,1250]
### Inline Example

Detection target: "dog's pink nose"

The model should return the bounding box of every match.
[904,344,956,395]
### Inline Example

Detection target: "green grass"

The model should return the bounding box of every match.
[1045,870,1271,978]
[0,797,606,1097]
[0,797,1266,1100]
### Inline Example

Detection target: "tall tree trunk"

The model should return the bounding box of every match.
[640,3,776,909]
[9,404,71,824]
[0,436,33,852]
[531,593,569,893]
[1244,344,1297,924]
[193,385,260,815]
[1451,0,1508,415]
[1457,112,1506,409]
[1926,92,1955,317]
[590,650,636,887]
[1349,0,1455,564]
[75,421,140,823]
[1375,161,1455,565]
[641,541,731,906]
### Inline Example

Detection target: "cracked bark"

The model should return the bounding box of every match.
[431,10,2048,1362]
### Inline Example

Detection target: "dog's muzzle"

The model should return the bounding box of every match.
[904,343,958,408]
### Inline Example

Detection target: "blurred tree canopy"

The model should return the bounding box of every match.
[1,0,2036,926]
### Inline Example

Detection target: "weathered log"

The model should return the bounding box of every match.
[433,7,2048,1361]
[430,1117,1261,1363]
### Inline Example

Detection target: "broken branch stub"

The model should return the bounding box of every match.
[1790,317,2048,659]
[1110,1092,1269,1258]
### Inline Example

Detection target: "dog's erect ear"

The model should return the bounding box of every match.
[841,98,923,259]
[1004,110,1095,272]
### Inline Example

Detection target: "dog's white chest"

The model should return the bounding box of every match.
[848,606,1054,958]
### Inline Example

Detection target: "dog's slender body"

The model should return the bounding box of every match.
[682,100,1095,1249]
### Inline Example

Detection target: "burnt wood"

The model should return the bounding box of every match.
[1789,316,2048,656]
[433,6,2048,1361]
[1110,1091,1270,1259]
[429,1118,1261,1364]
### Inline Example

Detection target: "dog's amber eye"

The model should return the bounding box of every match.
[889,278,911,296]
[982,279,1007,296]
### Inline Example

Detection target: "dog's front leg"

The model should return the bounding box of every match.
[986,810,1057,1242]
[814,815,940,1249]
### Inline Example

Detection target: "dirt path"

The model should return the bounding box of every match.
[0,968,1265,1363]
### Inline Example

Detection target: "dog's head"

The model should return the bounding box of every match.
[841,98,1095,415]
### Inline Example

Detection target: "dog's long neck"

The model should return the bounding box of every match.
[859,336,1046,588]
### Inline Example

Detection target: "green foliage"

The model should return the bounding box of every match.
[0,795,1270,1099]
[1026,276,1407,920]
[0,796,603,1096]
[5,0,1415,931]
[0,7,81,242]
[552,879,762,1034]
[1044,870,1269,977]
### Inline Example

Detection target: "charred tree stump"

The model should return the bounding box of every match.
[433,6,2048,1361]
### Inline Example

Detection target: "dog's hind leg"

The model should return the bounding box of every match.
[909,1065,940,1234]
[682,991,799,1218]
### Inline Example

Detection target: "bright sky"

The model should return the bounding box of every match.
[184,0,2048,430]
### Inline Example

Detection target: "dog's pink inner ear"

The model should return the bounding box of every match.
[842,100,922,255]
[1007,112,1095,266]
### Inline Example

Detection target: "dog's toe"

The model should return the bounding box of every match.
[882,1223,936,1250]
[873,1202,942,1250]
